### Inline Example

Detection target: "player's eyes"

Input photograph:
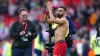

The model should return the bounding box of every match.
[58,10,62,12]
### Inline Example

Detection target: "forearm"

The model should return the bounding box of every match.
[29,32,38,39]
[10,22,21,39]
[32,33,38,39]
[29,24,38,39]
[48,8,55,21]
[10,32,21,39]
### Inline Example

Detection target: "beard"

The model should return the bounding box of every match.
[56,13,63,18]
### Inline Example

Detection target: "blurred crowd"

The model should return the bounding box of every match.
[0,0,100,56]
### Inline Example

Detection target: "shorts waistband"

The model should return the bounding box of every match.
[56,40,65,44]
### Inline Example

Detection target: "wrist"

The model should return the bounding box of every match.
[48,8,52,11]
[48,9,53,13]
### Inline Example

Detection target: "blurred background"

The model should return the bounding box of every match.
[0,0,100,56]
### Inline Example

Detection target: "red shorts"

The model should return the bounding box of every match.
[53,41,67,56]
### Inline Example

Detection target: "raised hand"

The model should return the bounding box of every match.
[46,2,52,10]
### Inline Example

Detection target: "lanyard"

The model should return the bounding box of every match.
[20,20,28,31]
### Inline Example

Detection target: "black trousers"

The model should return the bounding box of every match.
[12,47,32,56]
[34,49,42,56]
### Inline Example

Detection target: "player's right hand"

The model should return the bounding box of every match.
[20,31,25,36]
[46,2,52,10]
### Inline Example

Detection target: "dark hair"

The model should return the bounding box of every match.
[59,6,66,11]
[18,8,28,14]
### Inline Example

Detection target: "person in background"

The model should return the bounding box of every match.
[65,16,76,56]
[2,38,13,56]
[90,6,100,56]
[34,24,44,56]
[10,8,38,56]
[0,14,9,40]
